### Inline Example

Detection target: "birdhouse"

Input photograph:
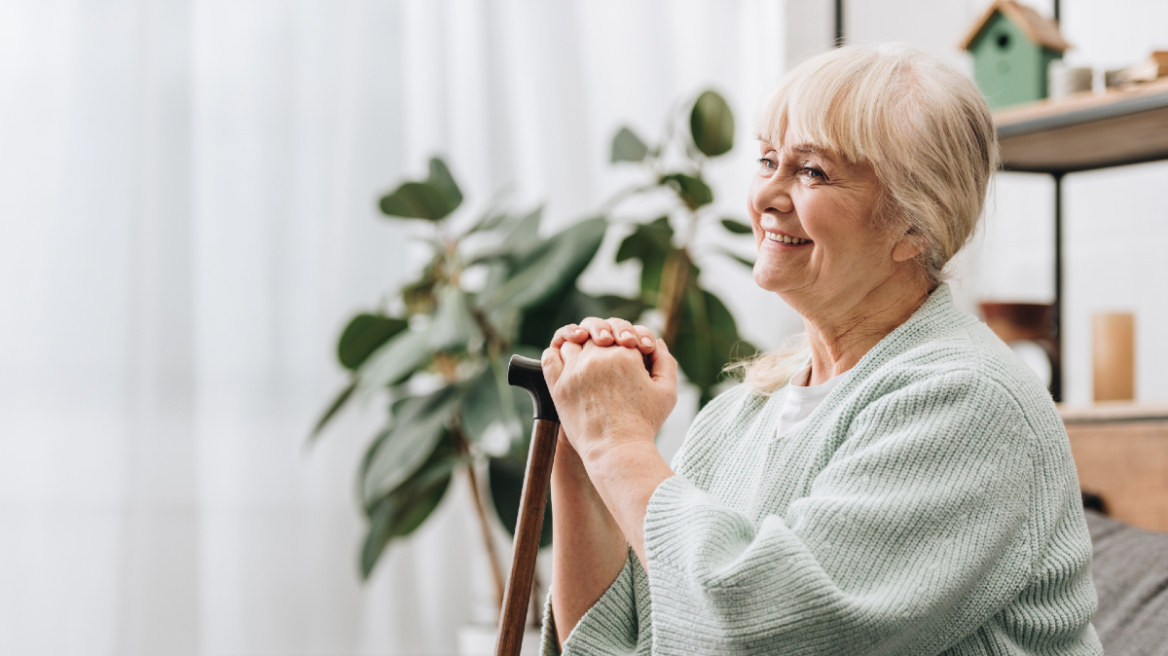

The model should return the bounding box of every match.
[960,0,1071,110]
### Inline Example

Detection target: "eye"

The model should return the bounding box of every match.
[757,156,777,172]
[799,166,826,181]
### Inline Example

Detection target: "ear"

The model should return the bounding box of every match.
[891,228,926,263]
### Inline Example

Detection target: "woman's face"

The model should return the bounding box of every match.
[748,124,911,307]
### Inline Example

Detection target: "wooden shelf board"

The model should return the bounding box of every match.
[1059,401,1168,423]
[994,78,1168,173]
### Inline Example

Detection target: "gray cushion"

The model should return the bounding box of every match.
[1085,510,1168,655]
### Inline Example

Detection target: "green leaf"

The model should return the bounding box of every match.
[356,327,433,392]
[491,350,536,446]
[338,314,409,371]
[360,436,459,579]
[464,209,509,236]
[475,260,512,302]
[427,157,463,209]
[514,283,645,351]
[661,173,713,210]
[309,381,357,440]
[362,386,461,505]
[379,182,449,220]
[377,157,463,221]
[720,218,753,235]
[615,216,673,263]
[361,470,451,578]
[587,294,646,323]
[501,206,543,256]
[483,217,607,312]
[465,206,544,267]
[615,217,674,301]
[459,361,530,446]
[672,288,756,404]
[690,90,735,157]
[460,367,501,444]
[428,286,483,352]
[611,126,649,163]
[489,455,553,548]
[358,396,413,481]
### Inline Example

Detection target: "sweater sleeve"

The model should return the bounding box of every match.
[643,369,1042,655]
[540,547,654,656]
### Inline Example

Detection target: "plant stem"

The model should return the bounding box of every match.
[659,209,703,346]
[450,420,506,611]
[658,248,691,346]
[472,307,509,355]
[454,427,507,612]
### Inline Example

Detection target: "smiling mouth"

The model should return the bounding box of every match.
[764,231,811,245]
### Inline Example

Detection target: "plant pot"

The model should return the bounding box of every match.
[457,624,542,656]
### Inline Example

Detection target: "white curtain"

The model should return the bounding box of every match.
[0,1,793,654]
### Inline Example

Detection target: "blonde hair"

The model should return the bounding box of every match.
[735,43,998,393]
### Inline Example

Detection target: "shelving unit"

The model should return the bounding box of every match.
[996,77,1168,173]
[992,76,1168,400]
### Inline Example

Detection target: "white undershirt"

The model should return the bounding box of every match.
[774,365,849,438]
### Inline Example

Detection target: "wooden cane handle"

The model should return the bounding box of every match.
[506,355,558,422]
[494,417,559,656]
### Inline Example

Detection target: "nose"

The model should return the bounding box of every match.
[750,170,794,220]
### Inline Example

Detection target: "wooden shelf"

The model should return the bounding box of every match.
[1058,403,1168,533]
[1060,401,1168,423]
[994,77,1168,173]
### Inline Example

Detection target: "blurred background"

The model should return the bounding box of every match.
[1,0,1166,654]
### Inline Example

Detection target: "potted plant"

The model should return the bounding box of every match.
[312,89,755,653]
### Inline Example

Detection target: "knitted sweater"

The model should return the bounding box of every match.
[542,284,1102,655]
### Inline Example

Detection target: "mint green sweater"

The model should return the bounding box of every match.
[543,285,1102,655]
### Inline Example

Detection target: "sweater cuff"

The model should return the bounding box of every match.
[645,474,742,572]
[548,552,639,655]
[539,589,559,656]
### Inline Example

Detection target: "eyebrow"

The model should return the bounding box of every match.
[786,143,827,156]
[756,138,838,161]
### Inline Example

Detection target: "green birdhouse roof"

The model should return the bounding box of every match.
[960,0,1070,53]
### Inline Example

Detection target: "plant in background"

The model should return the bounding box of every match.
[606,90,757,406]
[311,89,757,618]
[311,157,638,607]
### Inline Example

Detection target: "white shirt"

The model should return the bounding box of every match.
[774,365,849,438]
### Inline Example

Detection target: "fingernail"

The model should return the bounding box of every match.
[641,336,653,347]
[621,331,634,340]
[574,329,587,336]
[600,329,612,340]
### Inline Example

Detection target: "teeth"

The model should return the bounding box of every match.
[765,232,810,245]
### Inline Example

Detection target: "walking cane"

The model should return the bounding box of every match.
[494,354,559,656]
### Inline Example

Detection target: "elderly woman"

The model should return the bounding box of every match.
[538,44,1102,655]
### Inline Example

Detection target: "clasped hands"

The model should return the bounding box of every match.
[541,317,679,467]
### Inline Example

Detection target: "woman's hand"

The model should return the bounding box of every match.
[551,317,659,355]
[541,326,677,467]
[543,320,679,571]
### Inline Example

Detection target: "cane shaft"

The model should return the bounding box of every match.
[494,418,559,656]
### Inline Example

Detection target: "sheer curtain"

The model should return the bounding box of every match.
[0,1,794,654]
